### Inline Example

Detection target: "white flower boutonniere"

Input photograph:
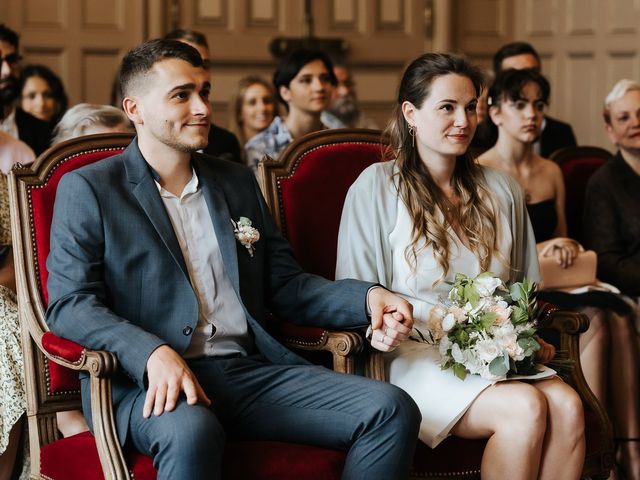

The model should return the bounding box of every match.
[231,216,260,257]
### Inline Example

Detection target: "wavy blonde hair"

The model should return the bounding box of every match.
[385,53,500,284]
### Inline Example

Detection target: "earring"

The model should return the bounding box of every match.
[408,124,416,148]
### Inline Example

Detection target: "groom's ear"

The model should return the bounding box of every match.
[123,96,143,125]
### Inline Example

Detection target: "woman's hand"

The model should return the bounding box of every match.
[538,237,581,268]
[535,337,556,363]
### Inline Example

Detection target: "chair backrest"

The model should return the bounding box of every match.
[259,128,391,280]
[549,145,612,244]
[9,133,134,440]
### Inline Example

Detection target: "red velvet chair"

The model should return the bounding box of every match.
[550,145,613,245]
[9,133,360,479]
[259,128,614,479]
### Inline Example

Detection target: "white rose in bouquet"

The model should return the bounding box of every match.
[475,275,503,297]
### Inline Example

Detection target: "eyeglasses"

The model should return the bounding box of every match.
[0,53,22,66]
[202,59,212,70]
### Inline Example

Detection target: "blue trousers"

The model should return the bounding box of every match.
[127,353,420,479]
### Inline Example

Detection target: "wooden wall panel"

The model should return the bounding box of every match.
[196,0,227,28]
[566,0,597,35]
[82,50,121,104]
[605,0,640,34]
[81,0,125,29]
[330,0,358,30]
[523,0,558,36]
[247,0,278,27]
[454,0,512,64]
[22,0,65,28]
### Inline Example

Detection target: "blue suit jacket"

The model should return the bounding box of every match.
[45,138,372,444]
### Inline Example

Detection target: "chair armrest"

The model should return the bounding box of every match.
[41,331,118,378]
[39,332,131,479]
[269,320,364,374]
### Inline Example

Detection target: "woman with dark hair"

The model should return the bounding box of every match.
[19,64,68,126]
[228,76,276,148]
[479,69,640,480]
[337,53,584,479]
[244,49,336,172]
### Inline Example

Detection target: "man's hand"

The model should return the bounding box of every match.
[367,287,413,352]
[143,345,211,418]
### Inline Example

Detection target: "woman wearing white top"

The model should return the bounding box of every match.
[336,53,585,480]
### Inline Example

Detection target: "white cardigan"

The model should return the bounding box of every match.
[335,160,540,292]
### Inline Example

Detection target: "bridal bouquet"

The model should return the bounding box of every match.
[419,272,541,381]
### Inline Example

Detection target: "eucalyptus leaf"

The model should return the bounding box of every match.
[489,352,509,377]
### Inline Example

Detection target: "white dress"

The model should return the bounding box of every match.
[335,161,541,449]
[385,197,513,448]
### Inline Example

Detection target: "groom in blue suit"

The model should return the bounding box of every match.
[45,39,420,479]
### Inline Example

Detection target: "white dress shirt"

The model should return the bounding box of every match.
[156,169,252,358]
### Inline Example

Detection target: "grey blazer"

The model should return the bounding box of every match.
[45,138,372,444]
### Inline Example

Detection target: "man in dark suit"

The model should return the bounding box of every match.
[473,41,577,158]
[0,24,52,155]
[46,39,420,479]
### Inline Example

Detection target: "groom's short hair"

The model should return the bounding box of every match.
[119,38,204,97]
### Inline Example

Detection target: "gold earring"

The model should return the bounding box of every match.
[408,124,416,148]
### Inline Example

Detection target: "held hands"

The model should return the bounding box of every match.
[367,287,414,352]
[538,237,581,269]
[143,345,211,418]
[535,337,556,364]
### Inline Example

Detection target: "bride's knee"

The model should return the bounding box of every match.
[499,386,547,438]
[547,384,585,439]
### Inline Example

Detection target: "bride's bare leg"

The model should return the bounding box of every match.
[579,307,609,406]
[609,311,640,480]
[451,382,547,480]
[534,378,585,480]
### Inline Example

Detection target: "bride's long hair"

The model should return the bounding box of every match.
[384,53,499,284]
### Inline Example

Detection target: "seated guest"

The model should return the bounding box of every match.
[19,64,68,127]
[0,24,52,155]
[228,75,276,148]
[163,28,242,163]
[245,49,336,173]
[52,103,132,144]
[473,41,577,157]
[45,38,421,479]
[321,63,378,129]
[336,52,584,480]
[585,80,640,480]
[479,69,640,480]
[586,79,640,297]
[0,133,34,479]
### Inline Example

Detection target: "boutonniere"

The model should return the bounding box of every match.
[231,216,260,257]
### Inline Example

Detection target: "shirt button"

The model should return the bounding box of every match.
[182,326,193,336]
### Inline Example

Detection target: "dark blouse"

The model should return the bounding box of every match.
[526,199,557,243]
[584,151,640,296]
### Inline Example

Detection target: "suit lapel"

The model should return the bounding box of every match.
[197,161,240,293]
[123,140,189,279]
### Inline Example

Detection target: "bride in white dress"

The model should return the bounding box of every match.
[336,53,585,480]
